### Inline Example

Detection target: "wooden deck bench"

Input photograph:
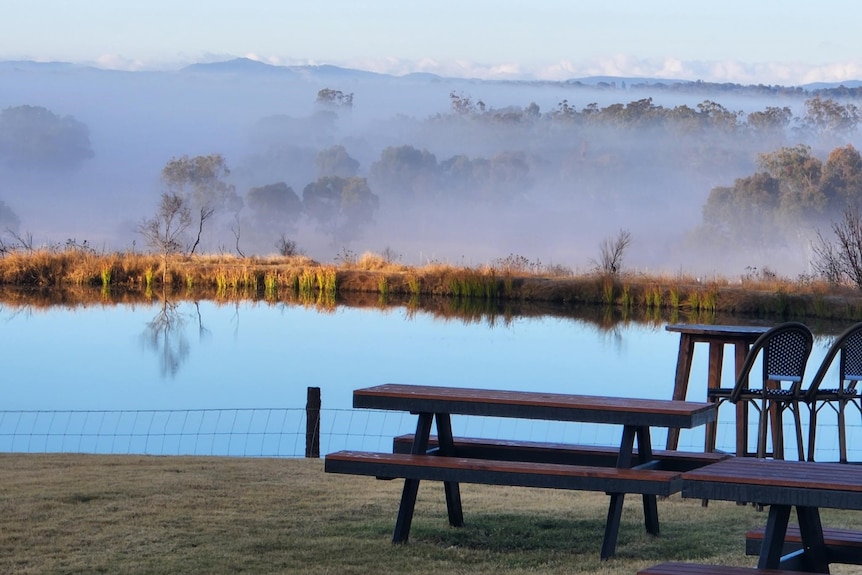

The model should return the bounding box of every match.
[392,434,730,472]
[325,450,683,496]
[638,561,803,575]
[746,525,862,565]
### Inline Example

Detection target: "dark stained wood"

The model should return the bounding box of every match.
[392,434,730,471]
[683,458,862,497]
[664,324,768,453]
[747,525,862,565]
[329,383,719,560]
[682,457,862,570]
[639,561,804,575]
[325,450,682,496]
[353,384,716,428]
[665,324,771,339]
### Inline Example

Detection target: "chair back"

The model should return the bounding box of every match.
[730,322,814,403]
[804,322,862,402]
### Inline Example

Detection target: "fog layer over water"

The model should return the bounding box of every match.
[1,60,857,276]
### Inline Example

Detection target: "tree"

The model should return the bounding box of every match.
[369,145,438,204]
[138,192,192,285]
[812,206,862,289]
[246,182,303,229]
[160,154,241,254]
[702,172,781,244]
[302,176,379,244]
[0,105,93,173]
[757,145,825,221]
[819,144,862,216]
[591,229,632,275]
[315,145,359,178]
[315,88,353,109]
[799,96,861,146]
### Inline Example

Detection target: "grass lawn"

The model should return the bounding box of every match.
[4,454,862,574]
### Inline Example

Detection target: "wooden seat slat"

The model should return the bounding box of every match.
[325,450,682,496]
[746,525,862,564]
[639,561,802,575]
[392,434,730,471]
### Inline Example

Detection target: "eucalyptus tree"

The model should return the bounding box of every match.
[160,154,242,254]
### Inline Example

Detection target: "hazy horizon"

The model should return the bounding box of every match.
[1,62,859,279]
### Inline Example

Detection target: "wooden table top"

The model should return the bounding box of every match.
[665,323,770,338]
[682,457,862,509]
[353,384,717,428]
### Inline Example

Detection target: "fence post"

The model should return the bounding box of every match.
[305,386,321,458]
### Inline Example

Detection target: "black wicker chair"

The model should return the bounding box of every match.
[707,322,814,460]
[804,322,862,463]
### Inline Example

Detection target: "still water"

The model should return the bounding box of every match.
[0,299,848,458]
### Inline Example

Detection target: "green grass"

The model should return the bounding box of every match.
[3,454,860,575]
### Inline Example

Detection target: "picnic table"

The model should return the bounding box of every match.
[681,457,862,572]
[325,383,720,559]
[665,324,769,454]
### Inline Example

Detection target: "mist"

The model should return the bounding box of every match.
[1,59,857,279]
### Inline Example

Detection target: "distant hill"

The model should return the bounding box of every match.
[4,58,862,101]
[180,58,385,80]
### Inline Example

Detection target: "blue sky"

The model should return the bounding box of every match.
[4,0,862,84]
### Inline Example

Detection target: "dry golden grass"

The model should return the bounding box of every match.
[1,249,862,320]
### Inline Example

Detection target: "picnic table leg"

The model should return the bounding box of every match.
[796,506,830,574]
[603,425,655,559]
[434,413,464,528]
[758,504,791,569]
[666,334,695,450]
[635,426,659,536]
[392,412,434,543]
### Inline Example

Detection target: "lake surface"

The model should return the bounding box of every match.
[0,299,853,459]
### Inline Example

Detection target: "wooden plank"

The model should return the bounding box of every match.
[683,458,862,493]
[746,525,862,564]
[682,458,862,510]
[638,561,802,575]
[354,384,716,428]
[325,450,682,496]
[392,434,729,471]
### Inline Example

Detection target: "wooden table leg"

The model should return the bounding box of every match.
[635,426,659,536]
[759,504,791,569]
[392,412,434,543]
[666,334,695,450]
[603,425,659,559]
[434,413,464,527]
[796,506,829,573]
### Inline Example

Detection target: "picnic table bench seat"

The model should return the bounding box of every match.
[746,525,862,565]
[325,450,684,496]
[638,561,804,575]
[392,434,730,471]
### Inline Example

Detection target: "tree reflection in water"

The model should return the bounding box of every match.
[142,296,190,377]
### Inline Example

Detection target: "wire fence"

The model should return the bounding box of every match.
[0,406,858,461]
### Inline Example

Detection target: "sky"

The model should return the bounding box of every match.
[3,1,862,85]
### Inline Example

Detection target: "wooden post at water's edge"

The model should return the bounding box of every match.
[306,386,321,458]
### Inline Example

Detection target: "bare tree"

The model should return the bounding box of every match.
[592,229,633,275]
[188,205,215,256]
[812,206,862,288]
[139,192,192,285]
